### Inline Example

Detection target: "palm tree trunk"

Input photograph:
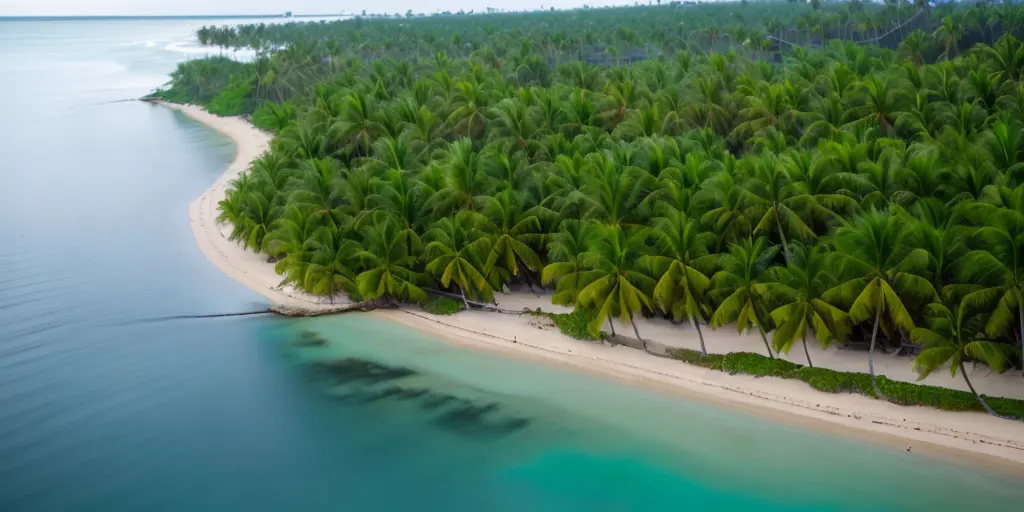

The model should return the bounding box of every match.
[775,209,791,264]
[459,285,470,310]
[868,299,886,399]
[607,317,617,337]
[630,313,651,354]
[689,314,708,355]
[757,325,775,359]
[802,332,813,368]
[959,361,1005,418]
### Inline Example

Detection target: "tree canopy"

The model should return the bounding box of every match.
[155,0,1024,416]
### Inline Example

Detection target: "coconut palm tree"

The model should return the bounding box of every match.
[828,211,938,396]
[423,211,495,306]
[766,244,851,366]
[300,227,360,303]
[481,190,546,289]
[710,237,779,358]
[954,199,1024,376]
[911,300,1019,417]
[542,219,598,306]
[644,206,717,355]
[577,224,656,350]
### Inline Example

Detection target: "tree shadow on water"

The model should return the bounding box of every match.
[305,357,532,439]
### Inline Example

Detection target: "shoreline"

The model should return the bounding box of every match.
[159,100,1024,471]
[156,101,347,311]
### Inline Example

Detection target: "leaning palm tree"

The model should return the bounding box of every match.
[911,300,1019,418]
[710,237,779,358]
[577,224,656,351]
[766,244,851,367]
[643,206,717,355]
[423,211,495,306]
[954,200,1024,376]
[827,211,938,397]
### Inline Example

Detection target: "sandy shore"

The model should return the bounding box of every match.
[158,101,347,310]
[161,101,1024,469]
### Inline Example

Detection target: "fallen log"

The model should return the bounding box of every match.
[269,300,383,317]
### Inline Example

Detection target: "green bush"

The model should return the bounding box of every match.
[421,297,465,316]
[722,352,801,377]
[669,347,724,369]
[544,309,602,340]
[668,348,1024,417]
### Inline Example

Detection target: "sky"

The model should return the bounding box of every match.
[0,0,627,16]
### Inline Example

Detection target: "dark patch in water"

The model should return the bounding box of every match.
[420,393,456,410]
[308,358,417,386]
[305,357,531,438]
[291,330,328,347]
[434,402,532,437]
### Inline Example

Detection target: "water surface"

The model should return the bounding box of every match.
[0,17,1021,511]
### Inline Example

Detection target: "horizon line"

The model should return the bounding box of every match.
[0,14,352,21]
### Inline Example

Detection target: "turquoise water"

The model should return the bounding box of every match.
[0,18,1021,511]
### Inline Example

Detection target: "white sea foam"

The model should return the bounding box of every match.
[163,41,256,61]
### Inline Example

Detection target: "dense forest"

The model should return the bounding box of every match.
[153,1,1024,416]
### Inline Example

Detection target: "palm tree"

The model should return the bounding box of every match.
[300,227,360,303]
[911,300,1018,417]
[828,211,937,396]
[739,152,818,262]
[644,206,717,355]
[710,237,779,358]
[766,244,851,367]
[481,190,546,290]
[423,211,495,306]
[356,214,428,303]
[955,199,1024,376]
[542,219,597,306]
[577,225,656,350]
[426,138,495,215]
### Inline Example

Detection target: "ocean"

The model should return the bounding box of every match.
[0,17,1021,511]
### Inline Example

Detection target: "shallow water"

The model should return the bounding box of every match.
[0,17,1021,511]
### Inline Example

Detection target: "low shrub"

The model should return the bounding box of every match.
[546,308,601,340]
[530,308,609,341]
[421,297,465,316]
[722,352,800,377]
[668,348,1024,417]
[669,347,724,369]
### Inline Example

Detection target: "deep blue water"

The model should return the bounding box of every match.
[0,17,1022,511]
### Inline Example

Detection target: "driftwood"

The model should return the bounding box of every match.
[270,300,382,317]
[422,288,526,315]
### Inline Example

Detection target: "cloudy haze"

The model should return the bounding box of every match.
[1,0,624,16]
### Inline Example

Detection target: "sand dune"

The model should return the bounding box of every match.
[162,101,1024,469]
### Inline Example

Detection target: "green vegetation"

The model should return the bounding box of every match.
[156,1,1024,418]
[543,308,604,341]
[670,347,1024,417]
[421,296,466,315]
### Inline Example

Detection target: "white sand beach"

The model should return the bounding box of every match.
[159,101,345,310]
[162,101,1024,469]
